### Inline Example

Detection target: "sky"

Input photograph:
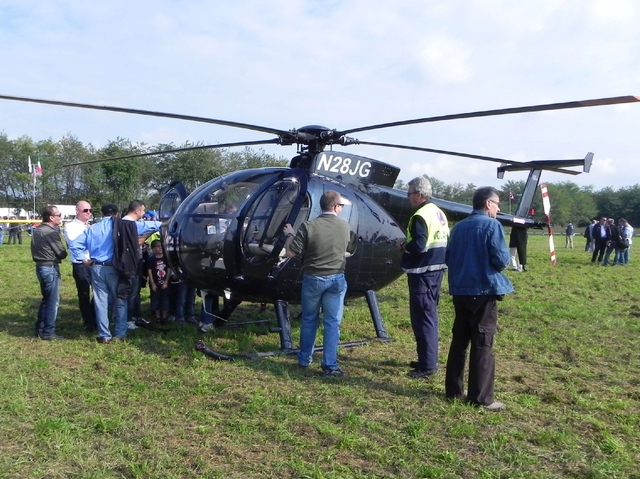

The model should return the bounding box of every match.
[1,0,639,192]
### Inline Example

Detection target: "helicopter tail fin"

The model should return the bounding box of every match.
[513,169,543,218]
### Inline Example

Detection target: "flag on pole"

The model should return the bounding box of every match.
[509,191,515,201]
[36,161,43,176]
[28,156,33,175]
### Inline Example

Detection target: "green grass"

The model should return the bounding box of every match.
[1,236,639,478]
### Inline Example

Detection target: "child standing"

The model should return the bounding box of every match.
[147,239,172,323]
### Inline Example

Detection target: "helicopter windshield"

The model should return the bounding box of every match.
[168,171,277,283]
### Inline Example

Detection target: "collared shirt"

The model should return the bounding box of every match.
[71,217,162,262]
[63,218,90,262]
[123,216,162,258]
[446,209,514,296]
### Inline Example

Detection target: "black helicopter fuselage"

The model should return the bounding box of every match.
[160,151,541,305]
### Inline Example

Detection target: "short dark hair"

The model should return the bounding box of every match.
[41,205,58,222]
[101,203,119,216]
[127,200,145,214]
[150,239,162,249]
[472,187,500,210]
[320,190,343,212]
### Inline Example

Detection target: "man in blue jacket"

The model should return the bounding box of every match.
[444,187,514,411]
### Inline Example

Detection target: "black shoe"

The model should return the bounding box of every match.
[409,361,420,369]
[135,318,151,327]
[96,337,111,344]
[322,368,345,378]
[407,368,438,379]
[40,334,65,341]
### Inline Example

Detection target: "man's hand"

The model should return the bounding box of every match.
[395,238,406,251]
[283,224,295,237]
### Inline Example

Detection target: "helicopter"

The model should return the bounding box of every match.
[1,94,638,358]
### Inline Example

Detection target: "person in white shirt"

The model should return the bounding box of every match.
[620,218,634,265]
[63,201,96,332]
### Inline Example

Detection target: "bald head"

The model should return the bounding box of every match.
[75,200,92,224]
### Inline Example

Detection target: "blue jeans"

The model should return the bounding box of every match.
[176,282,196,321]
[603,243,616,265]
[622,247,630,264]
[298,273,347,371]
[91,264,126,340]
[35,265,61,337]
[199,293,220,325]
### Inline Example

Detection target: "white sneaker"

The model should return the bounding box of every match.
[199,323,214,333]
[483,401,506,411]
[127,321,138,330]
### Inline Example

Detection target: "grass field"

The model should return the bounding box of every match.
[0,235,639,478]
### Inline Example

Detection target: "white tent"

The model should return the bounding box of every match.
[0,207,28,218]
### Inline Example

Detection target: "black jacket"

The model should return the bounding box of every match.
[112,218,139,279]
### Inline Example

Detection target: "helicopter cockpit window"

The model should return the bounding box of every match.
[242,178,305,263]
[159,189,183,221]
[176,178,264,278]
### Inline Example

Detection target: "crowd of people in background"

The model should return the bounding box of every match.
[580,217,634,265]
[0,217,26,244]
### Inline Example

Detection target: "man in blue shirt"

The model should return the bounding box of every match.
[444,187,514,411]
[70,203,161,343]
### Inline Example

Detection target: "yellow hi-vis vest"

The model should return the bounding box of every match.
[403,202,449,273]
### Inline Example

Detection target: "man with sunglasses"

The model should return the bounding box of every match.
[63,201,96,332]
[31,205,67,340]
[396,176,450,379]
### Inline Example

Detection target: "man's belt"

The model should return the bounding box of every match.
[92,260,113,266]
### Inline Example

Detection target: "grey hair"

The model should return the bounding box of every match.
[407,176,433,199]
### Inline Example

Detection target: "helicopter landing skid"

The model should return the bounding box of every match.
[195,290,393,361]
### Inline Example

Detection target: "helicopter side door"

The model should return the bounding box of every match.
[235,170,308,282]
[158,181,189,275]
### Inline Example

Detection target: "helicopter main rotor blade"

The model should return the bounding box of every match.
[63,139,281,167]
[342,95,640,135]
[357,140,581,175]
[0,94,291,137]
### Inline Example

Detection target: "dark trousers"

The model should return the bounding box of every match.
[592,239,607,263]
[509,226,528,266]
[445,295,498,406]
[408,270,444,371]
[72,262,95,330]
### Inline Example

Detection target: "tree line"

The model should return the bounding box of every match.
[0,133,288,215]
[395,176,640,228]
[1,132,637,227]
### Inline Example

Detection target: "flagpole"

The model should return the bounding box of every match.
[33,174,36,220]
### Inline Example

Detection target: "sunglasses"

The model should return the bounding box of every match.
[52,214,62,217]
[80,208,92,213]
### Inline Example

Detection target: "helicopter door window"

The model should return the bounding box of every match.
[242,179,302,263]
